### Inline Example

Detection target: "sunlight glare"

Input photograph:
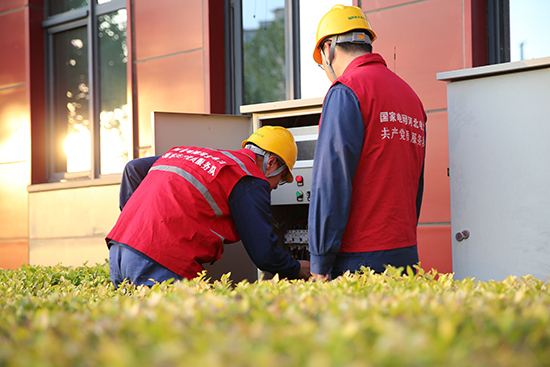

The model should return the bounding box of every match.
[63,124,91,172]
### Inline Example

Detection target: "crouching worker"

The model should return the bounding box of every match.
[106,126,311,287]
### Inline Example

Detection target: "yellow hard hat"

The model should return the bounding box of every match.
[242,126,297,183]
[313,5,377,64]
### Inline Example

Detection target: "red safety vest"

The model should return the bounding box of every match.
[106,147,267,279]
[335,53,426,253]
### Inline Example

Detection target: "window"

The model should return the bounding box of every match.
[227,0,297,113]
[226,0,351,114]
[487,0,550,64]
[43,0,130,181]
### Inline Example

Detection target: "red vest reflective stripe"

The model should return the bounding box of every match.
[106,147,266,279]
[334,53,426,252]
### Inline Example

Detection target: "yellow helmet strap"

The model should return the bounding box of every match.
[245,144,286,179]
[321,39,338,80]
[265,156,286,178]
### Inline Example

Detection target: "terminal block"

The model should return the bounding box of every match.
[283,229,309,244]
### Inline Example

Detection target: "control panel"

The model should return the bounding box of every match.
[270,125,318,206]
[271,167,313,205]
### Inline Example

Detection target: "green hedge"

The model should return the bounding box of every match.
[1,263,549,367]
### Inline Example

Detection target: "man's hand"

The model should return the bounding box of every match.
[311,273,330,281]
[297,260,311,279]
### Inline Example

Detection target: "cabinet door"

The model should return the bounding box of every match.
[152,112,258,282]
[447,67,550,281]
[152,112,252,154]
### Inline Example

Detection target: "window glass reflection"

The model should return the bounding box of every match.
[242,0,286,104]
[510,0,550,61]
[98,9,130,175]
[52,27,91,173]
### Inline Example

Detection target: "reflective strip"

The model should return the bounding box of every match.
[209,230,225,265]
[210,229,225,242]
[150,165,223,217]
[220,150,253,176]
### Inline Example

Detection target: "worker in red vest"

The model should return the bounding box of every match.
[309,5,426,280]
[106,126,311,286]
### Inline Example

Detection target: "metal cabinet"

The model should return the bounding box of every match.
[438,58,550,281]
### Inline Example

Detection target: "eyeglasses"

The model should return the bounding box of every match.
[317,64,324,71]
[278,168,289,186]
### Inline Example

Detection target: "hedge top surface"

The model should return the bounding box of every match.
[1,263,549,367]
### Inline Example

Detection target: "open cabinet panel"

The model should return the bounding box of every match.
[152,111,252,155]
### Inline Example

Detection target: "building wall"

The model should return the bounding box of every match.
[28,183,120,267]
[132,0,225,158]
[0,0,44,269]
[25,0,223,268]
[0,0,480,273]
[0,0,223,269]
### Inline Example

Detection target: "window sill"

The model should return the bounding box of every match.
[27,175,122,193]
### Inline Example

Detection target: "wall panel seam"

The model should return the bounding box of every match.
[0,83,26,91]
[135,48,203,64]
[0,6,27,16]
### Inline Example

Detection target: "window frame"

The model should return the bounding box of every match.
[225,0,301,115]
[43,0,127,182]
[486,0,511,65]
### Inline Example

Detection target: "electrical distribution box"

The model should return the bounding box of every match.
[438,58,550,281]
[152,97,323,282]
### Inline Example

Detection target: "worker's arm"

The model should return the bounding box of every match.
[119,156,160,210]
[229,176,304,279]
[308,84,364,277]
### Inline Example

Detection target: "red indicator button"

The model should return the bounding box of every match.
[296,175,304,186]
